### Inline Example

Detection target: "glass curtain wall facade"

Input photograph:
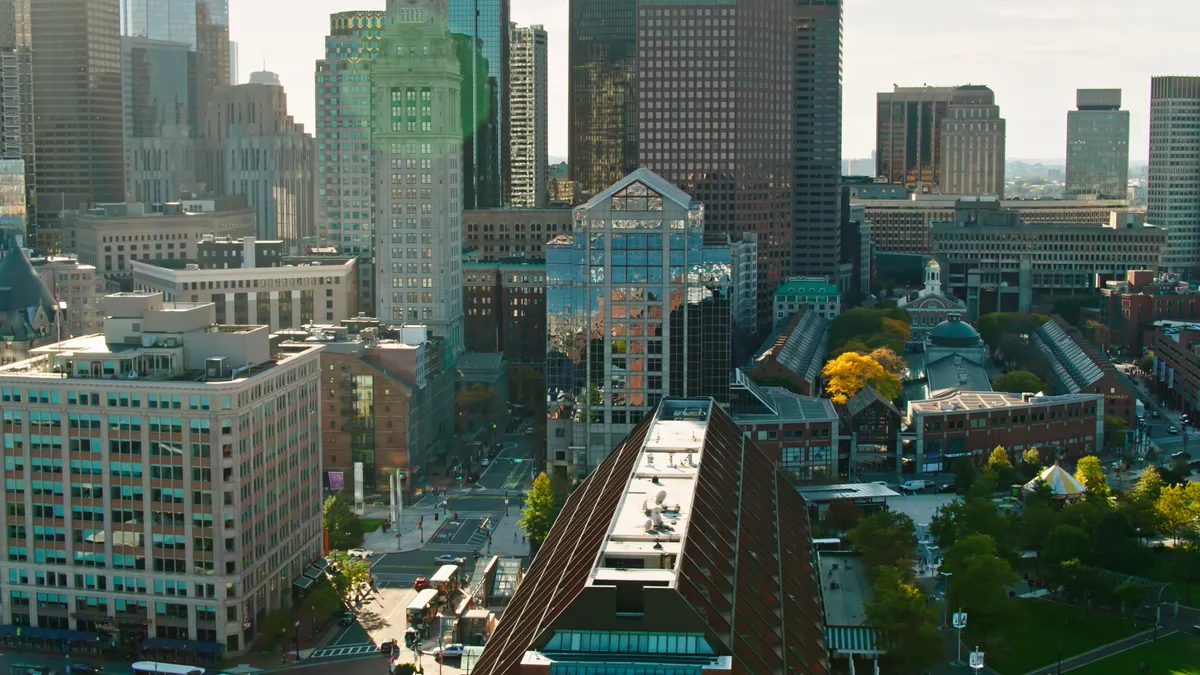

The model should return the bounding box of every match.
[568,0,637,198]
[1066,89,1129,200]
[315,11,384,317]
[793,0,842,283]
[546,169,731,478]
[875,86,957,190]
[121,0,197,46]
[448,0,507,208]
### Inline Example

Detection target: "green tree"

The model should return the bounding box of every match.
[929,495,1010,553]
[1135,352,1155,375]
[985,446,1015,486]
[991,370,1048,394]
[1129,465,1164,503]
[820,500,865,536]
[298,583,344,622]
[1042,524,1091,566]
[1074,455,1111,504]
[519,473,562,547]
[847,510,917,574]
[1018,496,1058,551]
[953,456,977,492]
[326,554,370,599]
[1019,447,1043,480]
[259,610,295,647]
[1103,415,1129,448]
[946,539,1018,646]
[1155,482,1200,544]
[863,566,942,673]
[940,533,1000,576]
[1111,581,1148,617]
[323,494,363,550]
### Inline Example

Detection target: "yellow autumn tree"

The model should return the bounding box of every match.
[823,352,901,404]
[869,347,907,377]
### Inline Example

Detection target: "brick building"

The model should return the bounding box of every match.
[746,307,829,396]
[1089,271,1200,356]
[905,391,1104,471]
[1033,315,1138,424]
[463,208,573,260]
[1149,321,1200,419]
[462,259,546,365]
[729,371,838,482]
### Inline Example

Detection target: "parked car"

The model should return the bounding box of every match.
[434,554,466,565]
[1168,425,1179,434]
[481,458,490,466]
[340,612,355,626]
[899,480,933,492]
[937,483,956,494]
[413,577,428,590]
[432,644,465,659]
[347,548,374,559]
[69,664,102,675]
[1152,410,1161,418]
[1171,451,1191,461]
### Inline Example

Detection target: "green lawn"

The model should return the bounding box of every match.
[973,600,1143,674]
[1069,633,1200,675]
[360,518,387,534]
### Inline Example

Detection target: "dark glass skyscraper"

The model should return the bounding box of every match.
[121,0,197,46]
[1066,89,1129,200]
[448,0,507,207]
[568,0,637,198]
[793,0,843,282]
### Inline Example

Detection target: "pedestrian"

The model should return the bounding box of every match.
[513,531,517,543]
[521,534,525,544]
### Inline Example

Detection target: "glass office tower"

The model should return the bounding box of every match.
[1066,89,1129,200]
[568,0,637,198]
[122,0,196,46]
[546,169,731,479]
[448,0,507,207]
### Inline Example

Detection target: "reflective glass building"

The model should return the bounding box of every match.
[121,0,197,47]
[0,159,25,238]
[1066,89,1129,200]
[448,0,507,207]
[546,169,731,478]
[568,0,637,198]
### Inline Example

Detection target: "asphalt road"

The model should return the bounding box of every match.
[477,441,536,491]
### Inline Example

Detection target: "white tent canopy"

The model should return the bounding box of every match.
[1023,462,1087,498]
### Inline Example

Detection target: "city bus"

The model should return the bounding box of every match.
[131,663,205,675]
[406,588,439,629]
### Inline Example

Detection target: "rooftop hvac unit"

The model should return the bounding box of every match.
[206,357,229,379]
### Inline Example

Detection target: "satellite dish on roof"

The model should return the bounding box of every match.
[644,519,655,532]
[655,490,667,505]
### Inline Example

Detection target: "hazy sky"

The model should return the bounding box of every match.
[230,0,1199,163]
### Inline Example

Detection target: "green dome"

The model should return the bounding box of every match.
[929,315,981,346]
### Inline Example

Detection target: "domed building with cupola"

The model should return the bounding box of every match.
[898,258,967,342]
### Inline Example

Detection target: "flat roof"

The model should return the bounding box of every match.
[817,552,871,627]
[407,588,439,611]
[591,401,709,585]
[796,483,901,502]
[908,390,1101,415]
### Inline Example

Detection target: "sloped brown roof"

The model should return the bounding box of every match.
[472,400,829,674]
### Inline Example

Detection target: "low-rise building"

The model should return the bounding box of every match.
[905,390,1104,471]
[130,256,357,331]
[931,202,1165,318]
[842,387,903,478]
[1033,315,1137,424]
[0,291,324,654]
[898,259,966,341]
[1149,321,1200,419]
[463,208,573,260]
[856,193,1134,255]
[772,276,840,326]
[281,321,454,499]
[31,254,106,338]
[195,235,284,269]
[746,307,829,397]
[729,370,838,481]
[1091,271,1200,356]
[62,199,257,286]
[0,237,62,364]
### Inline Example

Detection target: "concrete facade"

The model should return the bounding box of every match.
[463,207,572,259]
[1148,76,1200,274]
[31,255,106,338]
[507,24,547,208]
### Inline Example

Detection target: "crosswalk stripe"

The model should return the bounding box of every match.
[309,643,378,659]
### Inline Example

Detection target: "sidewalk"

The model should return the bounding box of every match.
[359,487,530,557]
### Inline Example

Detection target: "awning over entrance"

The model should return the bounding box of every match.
[825,627,886,655]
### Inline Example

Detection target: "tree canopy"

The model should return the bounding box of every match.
[1074,455,1111,504]
[822,351,902,404]
[828,307,912,355]
[1155,482,1200,544]
[944,534,1018,643]
[975,312,1050,349]
[848,509,917,574]
[519,473,563,547]
[323,493,363,550]
[991,370,1047,394]
[864,566,942,672]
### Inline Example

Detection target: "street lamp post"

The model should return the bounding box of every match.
[1057,643,1062,675]
[938,572,953,629]
[294,620,301,661]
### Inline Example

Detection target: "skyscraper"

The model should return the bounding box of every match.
[202,75,314,244]
[508,23,547,208]
[636,0,795,332]
[195,0,230,103]
[448,0,507,207]
[546,169,732,478]
[315,10,384,315]
[940,87,1005,196]
[793,0,844,284]
[876,84,1003,195]
[121,37,198,203]
[372,0,464,360]
[30,0,125,219]
[1066,89,1129,200]
[121,0,197,46]
[0,0,33,236]
[1148,76,1200,275]
[568,0,637,198]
